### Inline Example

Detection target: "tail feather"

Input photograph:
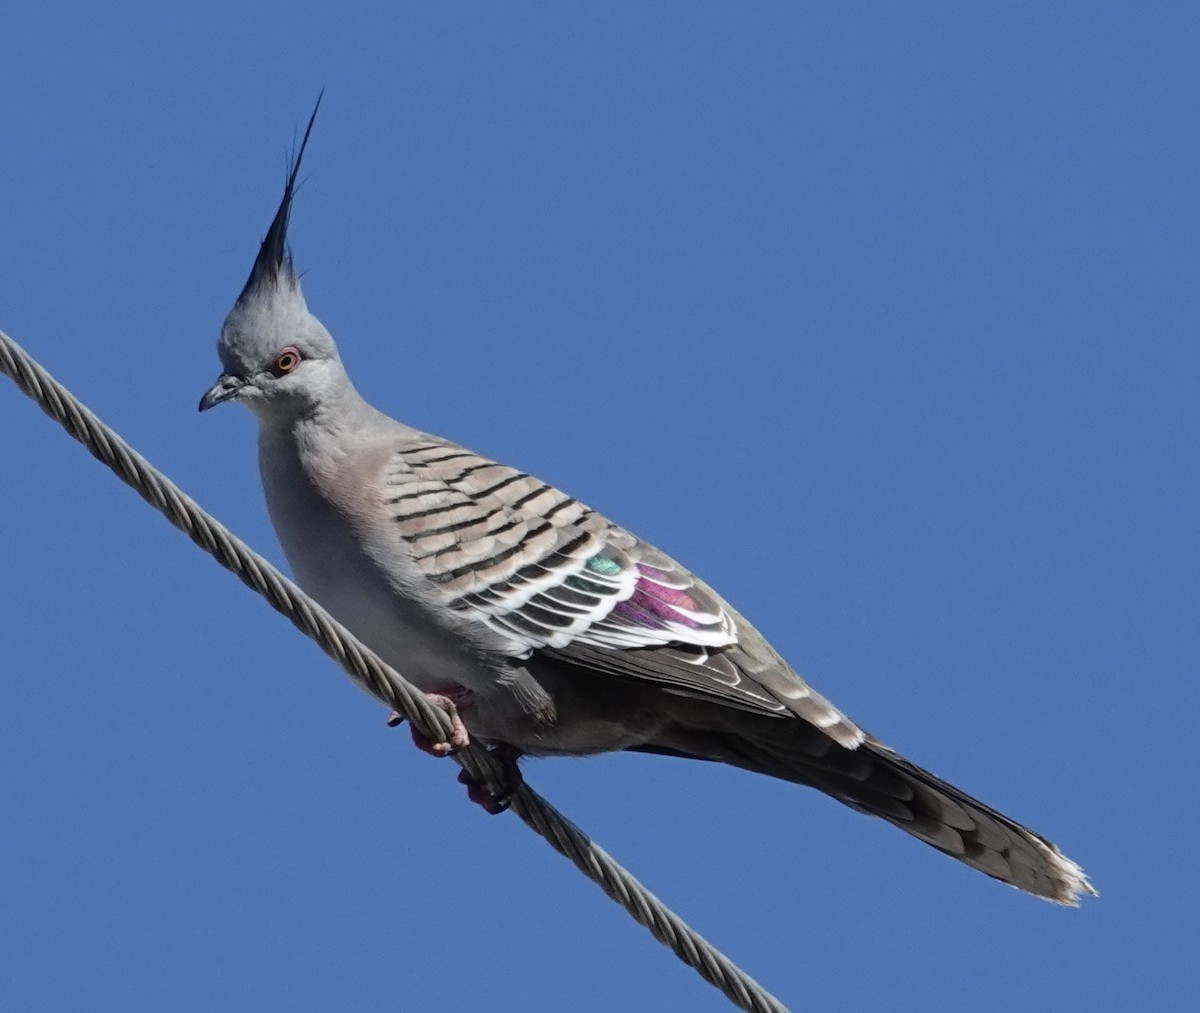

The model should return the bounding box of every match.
[853,739,1097,904]
[642,720,1096,904]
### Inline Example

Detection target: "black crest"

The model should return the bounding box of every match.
[237,93,323,304]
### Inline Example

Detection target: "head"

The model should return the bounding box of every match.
[200,96,347,422]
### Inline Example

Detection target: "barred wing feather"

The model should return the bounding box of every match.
[383,437,859,740]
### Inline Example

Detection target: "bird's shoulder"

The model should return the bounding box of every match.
[380,435,613,587]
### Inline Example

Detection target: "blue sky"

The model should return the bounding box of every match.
[1,4,1195,1010]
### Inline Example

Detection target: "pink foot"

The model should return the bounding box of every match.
[387,689,472,757]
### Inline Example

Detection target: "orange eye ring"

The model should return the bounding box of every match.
[272,347,301,375]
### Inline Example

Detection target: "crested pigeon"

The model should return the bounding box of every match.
[200,102,1095,906]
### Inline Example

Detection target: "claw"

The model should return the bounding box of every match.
[457,745,524,815]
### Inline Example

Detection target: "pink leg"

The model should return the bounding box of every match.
[386,688,472,757]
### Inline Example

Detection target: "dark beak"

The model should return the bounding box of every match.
[199,374,246,412]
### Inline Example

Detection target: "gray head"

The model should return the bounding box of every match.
[200,96,351,422]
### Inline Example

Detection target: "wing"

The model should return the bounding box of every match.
[383,436,862,745]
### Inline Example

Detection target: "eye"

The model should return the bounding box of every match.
[272,347,301,375]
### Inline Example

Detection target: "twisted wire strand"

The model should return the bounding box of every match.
[0,327,790,1013]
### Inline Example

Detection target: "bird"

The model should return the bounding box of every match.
[200,100,1095,906]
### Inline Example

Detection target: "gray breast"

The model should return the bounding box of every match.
[255,426,473,691]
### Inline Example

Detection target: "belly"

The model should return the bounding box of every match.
[279,511,667,754]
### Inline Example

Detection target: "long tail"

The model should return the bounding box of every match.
[638,720,1096,904]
